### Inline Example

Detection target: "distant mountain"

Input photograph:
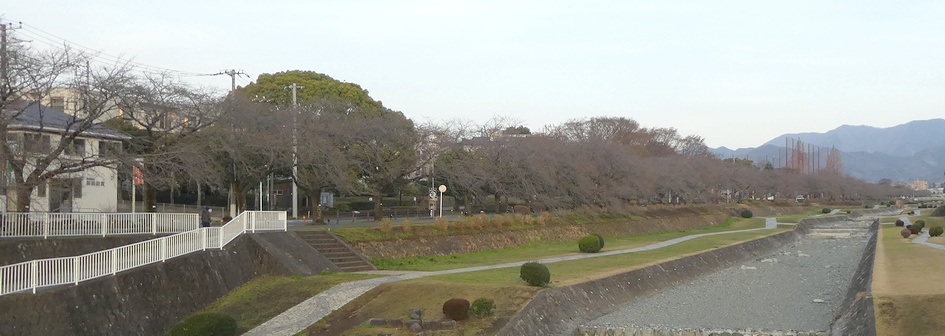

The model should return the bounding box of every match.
[710,119,945,183]
[760,119,945,157]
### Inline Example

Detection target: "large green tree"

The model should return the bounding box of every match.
[241,70,382,108]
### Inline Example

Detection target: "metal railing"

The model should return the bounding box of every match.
[0,211,286,296]
[0,212,199,238]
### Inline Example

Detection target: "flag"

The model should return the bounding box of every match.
[133,166,143,185]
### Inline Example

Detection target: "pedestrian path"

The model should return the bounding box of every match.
[244,217,782,336]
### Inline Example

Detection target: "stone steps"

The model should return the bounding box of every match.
[295,231,375,272]
[807,222,869,239]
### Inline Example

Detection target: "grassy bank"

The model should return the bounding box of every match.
[873,222,945,336]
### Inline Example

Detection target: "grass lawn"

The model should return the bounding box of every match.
[312,225,788,336]
[372,217,767,271]
[873,224,945,336]
[189,273,379,333]
[422,228,788,287]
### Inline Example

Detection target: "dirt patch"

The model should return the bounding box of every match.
[927,236,945,245]
[306,281,541,336]
[874,294,945,336]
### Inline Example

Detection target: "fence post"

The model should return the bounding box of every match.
[43,214,49,239]
[31,260,38,294]
[161,238,167,262]
[111,249,118,275]
[201,228,207,251]
[250,212,256,233]
[218,227,223,248]
[74,257,80,285]
[151,213,157,235]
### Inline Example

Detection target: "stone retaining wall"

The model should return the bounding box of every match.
[498,216,854,336]
[829,219,879,336]
[0,234,292,336]
[0,235,158,266]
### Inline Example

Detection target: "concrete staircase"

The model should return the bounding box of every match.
[808,221,870,239]
[295,231,376,272]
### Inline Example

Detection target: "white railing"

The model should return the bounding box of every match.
[0,212,199,238]
[0,211,286,296]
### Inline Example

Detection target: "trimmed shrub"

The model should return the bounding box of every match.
[578,235,602,253]
[895,219,905,227]
[379,218,393,233]
[914,220,926,227]
[934,206,945,217]
[520,262,550,287]
[909,225,922,235]
[930,226,944,237]
[740,209,753,218]
[166,312,237,336]
[512,205,531,214]
[442,298,470,321]
[592,233,605,249]
[901,228,912,238]
[469,298,496,318]
[822,208,832,214]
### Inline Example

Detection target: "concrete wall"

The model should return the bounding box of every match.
[0,234,292,336]
[498,216,855,336]
[497,230,804,336]
[0,235,157,266]
[829,219,879,336]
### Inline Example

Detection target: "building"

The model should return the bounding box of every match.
[911,180,929,191]
[2,103,130,212]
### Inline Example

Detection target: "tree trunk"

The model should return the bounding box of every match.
[143,183,157,213]
[234,185,246,213]
[10,184,32,212]
[373,189,383,221]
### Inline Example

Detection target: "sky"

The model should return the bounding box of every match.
[4,1,945,149]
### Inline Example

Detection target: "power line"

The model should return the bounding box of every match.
[4,19,213,78]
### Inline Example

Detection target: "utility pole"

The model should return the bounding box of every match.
[286,83,303,219]
[205,69,246,217]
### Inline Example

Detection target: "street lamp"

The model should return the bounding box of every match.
[438,184,447,218]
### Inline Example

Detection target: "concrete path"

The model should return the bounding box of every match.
[244,218,781,336]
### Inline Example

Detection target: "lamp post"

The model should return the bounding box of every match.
[438,184,447,218]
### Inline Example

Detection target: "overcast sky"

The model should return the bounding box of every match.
[5,1,944,149]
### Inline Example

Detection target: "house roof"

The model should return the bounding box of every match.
[4,102,131,141]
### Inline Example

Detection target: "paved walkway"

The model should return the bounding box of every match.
[244,218,782,336]
[904,215,945,251]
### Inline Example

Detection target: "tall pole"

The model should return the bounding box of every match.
[1,24,8,98]
[224,70,240,217]
[287,83,303,219]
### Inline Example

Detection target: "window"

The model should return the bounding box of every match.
[66,139,86,157]
[274,190,283,195]
[72,178,82,198]
[24,133,51,153]
[98,141,122,157]
[85,177,104,187]
[50,97,65,111]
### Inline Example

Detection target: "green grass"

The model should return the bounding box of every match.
[419,228,789,286]
[372,217,766,271]
[194,273,379,333]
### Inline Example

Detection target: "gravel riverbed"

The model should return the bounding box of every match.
[587,232,867,331]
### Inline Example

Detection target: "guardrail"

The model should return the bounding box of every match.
[0,211,286,296]
[0,212,199,238]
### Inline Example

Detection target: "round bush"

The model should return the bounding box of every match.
[469,298,496,318]
[578,235,602,253]
[442,298,470,321]
[895,219,905,227]
[520,262,550,287]
[901,228,912,238]
[915,220,926,227]
[822,208,832,214]
[166,312,237,336]
[740,209,753,218]
[930,226,944,237]
[909,225,922,235]
[934,206,945,217]
[592,233,605,249]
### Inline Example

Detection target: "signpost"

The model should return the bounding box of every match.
[438,184,447,218]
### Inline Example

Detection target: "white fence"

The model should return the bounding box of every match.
[0,211,286,296]
[0,212,199,238]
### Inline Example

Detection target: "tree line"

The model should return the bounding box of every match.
[0,39,909,219]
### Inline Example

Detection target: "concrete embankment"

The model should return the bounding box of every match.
[0,233,302,336]
[499,216,874,336]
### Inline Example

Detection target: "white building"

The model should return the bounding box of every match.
[2,103,129,212]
